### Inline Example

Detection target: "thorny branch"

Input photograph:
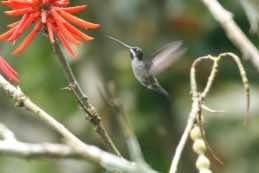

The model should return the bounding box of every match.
[201,0,259,70]
[168,52,250,173]
[0,74,159,173]
[52,42,121,157]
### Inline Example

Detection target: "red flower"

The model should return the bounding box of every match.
[0,56,19,83]
[0,0,100,58]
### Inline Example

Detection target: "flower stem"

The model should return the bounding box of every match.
[52,41,122,157]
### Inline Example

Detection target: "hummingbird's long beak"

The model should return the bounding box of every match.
[107,35,132,49]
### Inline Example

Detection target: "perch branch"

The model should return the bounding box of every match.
[0,123,82,159]
[52,42,121,157]
[0,74,158,173]
[0,141,84,159]
[201,0,259,70]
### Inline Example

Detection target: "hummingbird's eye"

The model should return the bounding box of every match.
[130,47,144,60]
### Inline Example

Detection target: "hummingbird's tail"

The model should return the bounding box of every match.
[151,84,172,106]
[151,85,174,119]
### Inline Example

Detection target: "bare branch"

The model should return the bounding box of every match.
[0,141,83,159]
[0,123,16,141]
[52,42,121,157]
[201,56,220,99]
[0,124,82,159]
[201,0,259,70]
[168,97,200,173]
[0,74,158,173]
[169,56,204,173]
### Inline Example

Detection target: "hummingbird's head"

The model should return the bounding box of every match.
[130,47,144,60]
[107,36,144,60]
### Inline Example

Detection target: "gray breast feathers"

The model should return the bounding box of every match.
[131,59,156,87]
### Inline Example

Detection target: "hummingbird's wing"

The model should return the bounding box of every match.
[148,41,186,75]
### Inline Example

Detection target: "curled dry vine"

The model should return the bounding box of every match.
[169,52,250,173]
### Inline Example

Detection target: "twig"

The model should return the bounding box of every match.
[0,141,84,159]
[0,123,81,159]
[0,124,81,159]
[0,123,100,160]
[168,56,204,173]
[201,56,220,98]
[202,104,225,113]
[0,123,16,141]
[219,52,250,125]
[201,0,259,70]
[100,82,146,163]
[168,97,200,173]
[52,42,121,157]
[0,74,159,173]
[197,57,224,166]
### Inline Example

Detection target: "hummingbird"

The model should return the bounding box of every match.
[108,36,185,101]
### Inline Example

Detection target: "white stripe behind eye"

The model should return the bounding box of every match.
[130,49,137,58]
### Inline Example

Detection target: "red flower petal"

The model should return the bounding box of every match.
[2,1,32,9]
[12,21,43,55]
[1,0,100,58]
[9,12,40,41]
[11,0,33,6]
[7,21,19,28]
[4,7,33,16]
[31,0,40,6]
[8,14,29,41]
[53,0,69,7]
[42,0,49,5]
[0,56,19,84]
[56,30,76,59]
[64,22,94,42]
[47,21,55,43]
[51,9,80,45]
[0,27,16,40]
[58,9,101,29]
[58,5,87,13]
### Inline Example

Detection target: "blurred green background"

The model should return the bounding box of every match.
[0,0,259,173]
